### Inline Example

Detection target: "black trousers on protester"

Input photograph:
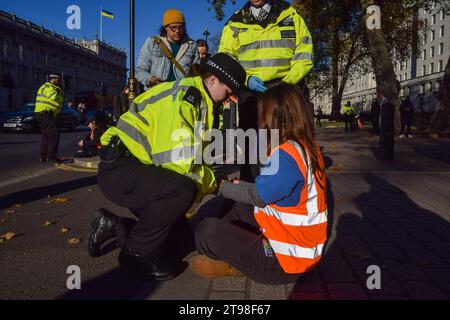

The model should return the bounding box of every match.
[35,111,60,160]
[195,202,302,285]
[98,156,197,259]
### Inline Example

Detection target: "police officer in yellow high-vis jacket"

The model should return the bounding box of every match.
[35,74,66,163]
[219,0,314,182]
[88,53,246,281]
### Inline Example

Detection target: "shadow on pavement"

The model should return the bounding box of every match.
[0,176,97,210]
[288,172,450,300]
[57,267,160,300]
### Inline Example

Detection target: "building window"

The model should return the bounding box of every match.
[441,10,445,21]
[432,14,436,25]
[18,44,23,61]
[430,46,435,58]
[440,26,445,38]
[439,60,443,72]
[431,30,436,41]
[422,49,426,60]
[439,43,444,55]
[422,65,427,76]
[430,62,434,74]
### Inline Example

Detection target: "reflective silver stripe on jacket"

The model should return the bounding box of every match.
[128,102,149,126]
[136,82,189,112]
[239,40,295,55]
[239,58,292,69]
[292,52,313,61]
[151,144,201,165]
[302,36,313,45]
[116,119,152,156]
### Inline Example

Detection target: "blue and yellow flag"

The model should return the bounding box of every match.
[101,10,114,19]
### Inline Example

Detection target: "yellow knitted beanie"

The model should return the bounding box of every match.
[162,9,185,27]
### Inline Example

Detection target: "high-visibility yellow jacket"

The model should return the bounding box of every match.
[35,82,64,115]
[100,76,217,197]
[219,0,314,85]
[340,104,355,116]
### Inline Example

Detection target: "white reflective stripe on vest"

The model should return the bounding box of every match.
[290,141,320,215]
[256,206,327,226]
[238,40,295,54]
[269,240,324,259]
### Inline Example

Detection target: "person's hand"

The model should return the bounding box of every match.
[78,140,84,147]
[149,76,164,86]
[248,76,267,93]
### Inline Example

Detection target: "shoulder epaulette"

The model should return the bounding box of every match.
[182,86,202,107]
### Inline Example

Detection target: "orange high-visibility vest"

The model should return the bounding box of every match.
[254,140,327,274]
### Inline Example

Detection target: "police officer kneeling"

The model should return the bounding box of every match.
[88,54,246,281]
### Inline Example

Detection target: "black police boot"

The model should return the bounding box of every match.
[88,208,118,257]
[118,247,178,281]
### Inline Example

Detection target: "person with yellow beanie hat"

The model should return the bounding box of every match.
[136,8,200,91]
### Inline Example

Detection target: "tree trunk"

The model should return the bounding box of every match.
[427,55,450,133]
[363,1,401,131]
[330,20,341,120]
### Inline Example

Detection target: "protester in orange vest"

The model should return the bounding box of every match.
[191,83,328,284]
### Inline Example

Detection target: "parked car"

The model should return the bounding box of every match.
[0,103,80,132]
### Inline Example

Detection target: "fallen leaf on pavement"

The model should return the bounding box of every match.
[348,248,375,261]
[87,189,93,192]
[47,198,71,204]
[1,232,18,241]
[68,238,81,245]
[60,227,70,233]
[13,204,24,208]
[43,221,56,227]
[4,210,16,214]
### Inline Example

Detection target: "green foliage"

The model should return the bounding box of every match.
[207,0,237,21]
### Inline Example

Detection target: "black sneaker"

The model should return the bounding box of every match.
[38,158,48,162]
[50,157,74,164]
[88,208,118,257]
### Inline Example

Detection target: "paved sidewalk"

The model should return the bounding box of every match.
[123,128,450,300]
[1,127,449,300]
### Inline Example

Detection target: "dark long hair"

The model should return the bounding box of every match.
[258,83,325,181]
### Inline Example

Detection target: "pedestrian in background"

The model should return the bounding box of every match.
[399,96,414,138]
[340,101,355,132]
[370,98,380,134]
[113,86,130,121]
[136,9,200,91]
[316,106,323,127]
[219,0,314,182]
[34,74,70,163]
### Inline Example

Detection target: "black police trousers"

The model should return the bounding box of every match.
[35,111,60,160]
[98,156,197,259]
[195,202,302,285]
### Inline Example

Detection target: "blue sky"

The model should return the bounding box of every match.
[0,0,248,68]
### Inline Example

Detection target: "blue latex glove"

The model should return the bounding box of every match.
[248,76,267,93]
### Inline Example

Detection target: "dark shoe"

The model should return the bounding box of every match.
[118,247,178,281]
[88,208,118,257]
[39,158,48,162]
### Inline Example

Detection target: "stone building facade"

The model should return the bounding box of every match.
[313,5,450,116]
[0,10,127,112]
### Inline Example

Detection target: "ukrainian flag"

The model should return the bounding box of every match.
[101,10,114,19]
